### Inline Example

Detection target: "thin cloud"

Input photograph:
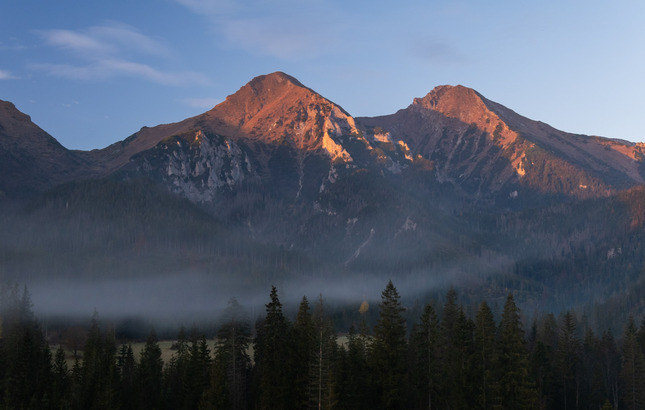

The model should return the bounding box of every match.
[174,0,238,16]
[42,29,113,56]
[413,39,468,65]
[177,0,347,60]
[181,97,220,109]
[40,23,171,58]
[33,60,210,86]
[0,70,17,80]
[36,23,210,86]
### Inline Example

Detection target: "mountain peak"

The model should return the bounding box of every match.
[246,71,308,92]
[204,73,356,157]
[413,84,483,117]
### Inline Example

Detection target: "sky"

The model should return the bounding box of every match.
[1,0,644,150]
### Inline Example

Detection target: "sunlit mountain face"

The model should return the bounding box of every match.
[2,72,645,330]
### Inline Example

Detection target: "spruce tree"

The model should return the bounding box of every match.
[621,316,645,410]
[52,346,71,408]
[598,330,620,409]
[371,280,408,409]
[292,296,314,409]
[163,327,190,409]
[472,300,497,410]
[117,344,136,410]
[336,325,372,410]
[410,302,439,410]
[439,287,472,408]
[0,286,53,408]
[309,295,338,410]
[207,297,251,410]
[138,330,163,409]
[556,311,581,410]
[256,286,292,410]
[496,293,536,409]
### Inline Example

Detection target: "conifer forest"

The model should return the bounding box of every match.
[1,281,644,410]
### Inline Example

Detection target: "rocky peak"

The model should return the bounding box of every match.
[413,85,518,146]
[204,72,357,159]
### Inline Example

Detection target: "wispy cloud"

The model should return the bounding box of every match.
[33,60,210,86]
[174,0,238,16]
[36,22,209,85]
[181,97,220,109]
[414,40,468,65]
[0,70,17,80]
[175,0,346,61]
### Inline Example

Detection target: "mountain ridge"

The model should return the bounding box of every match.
[3,73,645,320]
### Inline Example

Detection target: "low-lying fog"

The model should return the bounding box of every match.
[27,269,457,327]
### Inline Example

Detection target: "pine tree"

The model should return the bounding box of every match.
[0,286,53,409]
[207,297,251,410]
[621,316,645,410]
[255,286,292,410]
[163,327,190,409]
[410,302,439,410]
[138,330,163,409]
[371,280,408,409]
[292,296,314,409]
[438,287,472,408]
[116,344,136,410]
[336,324,372,410]
[496,293,536,409]
[74,311,118,409]
[472,300,497,410]
[556,311,581,410]
[52,346,72,408]
[309,295,338,410]
[598,330,620,409]
[184,331,211,409]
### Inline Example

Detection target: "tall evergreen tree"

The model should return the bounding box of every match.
[0,286,53,408]
[52,346,72,409]
[163,327,190,409]
[138,330,164,409]
[621,316,645,410]
[438,287,472,408]
[336,325,372,410]
[371,280,408,409]
[185,332,211,409]
[73,311,118,409]
[207,297,251,410]
[472,300,497,410]
[116,344,136,410]
[292,296,315,409]
[255,286,292,410]
[309,295,338,410]
[410,302,440,410]
[496,293,536,409]
[556,311,581,410]
[598,330,620,409]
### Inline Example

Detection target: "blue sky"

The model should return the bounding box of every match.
[1,0,644,150]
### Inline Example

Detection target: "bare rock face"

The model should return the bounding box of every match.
[357,84,645,202]
[118,130,253,203]
[91,72,412,205]
[3,72,645,209]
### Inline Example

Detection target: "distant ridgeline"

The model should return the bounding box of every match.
[2,72,645,330]
[0,281,643,409]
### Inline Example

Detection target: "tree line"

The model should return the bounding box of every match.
[1,281,645,409]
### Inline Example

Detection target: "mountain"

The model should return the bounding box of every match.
[357,85,645,205]
[2,73,645,324]
[0,100,95,198]
[80,73,645,211]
